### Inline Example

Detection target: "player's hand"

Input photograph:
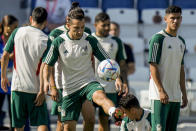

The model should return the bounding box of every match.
[1,77,10,92]
[159,89,169,104]
[115,78,123,95]
[122,83,128,97]
[34,91,45,106]
[50,87,58,102]
[181,95,188,108]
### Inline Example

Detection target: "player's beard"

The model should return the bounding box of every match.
[100,30,109,37]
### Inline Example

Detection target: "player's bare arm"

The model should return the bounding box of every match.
[43,64,58,101]
[34,63,46,106]
[150,63,169,104]
[119,60,128,96]
[1,51,10,92]
[180,65,188,108]
[127,62,135,75]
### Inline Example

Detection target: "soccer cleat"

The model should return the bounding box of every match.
[113,108,124,126]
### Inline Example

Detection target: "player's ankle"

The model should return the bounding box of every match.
[108,107,116,117]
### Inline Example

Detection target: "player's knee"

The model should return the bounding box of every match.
[93,90,107,103]
[63,121,76,131]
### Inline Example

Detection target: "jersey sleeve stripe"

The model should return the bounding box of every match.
[97,42,109,58]
[45,45,54,64]
[152,43,158,62]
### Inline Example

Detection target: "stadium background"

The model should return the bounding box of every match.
[1,0,196,130]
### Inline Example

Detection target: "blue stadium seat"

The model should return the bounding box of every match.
[102,0,134,10]
[173,0,196,9]
[137,0,169,10]
[71,0,98,7]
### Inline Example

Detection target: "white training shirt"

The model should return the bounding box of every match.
[48,25,92,89]
[92,33,127,93]
[120,109,151,131]
[148,30,186,102]
[44,32,109,96]
[4,26,48,94]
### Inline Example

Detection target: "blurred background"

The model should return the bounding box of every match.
[1,0,196,130]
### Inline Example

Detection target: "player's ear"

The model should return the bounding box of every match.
[94,23,97,28]
[164,15,168,23]
[29,16,33,24]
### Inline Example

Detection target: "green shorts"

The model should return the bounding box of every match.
[61,81,104,122]
[95,93,117,116]
[151,100,180,131]
[11,91,48,128]
[51,89,63,116]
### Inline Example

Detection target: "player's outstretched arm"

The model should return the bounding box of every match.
[1,51,10,92]
[119,60,128,96]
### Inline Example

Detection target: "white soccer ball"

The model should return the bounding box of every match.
[97,59,120,82]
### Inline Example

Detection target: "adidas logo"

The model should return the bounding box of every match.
[168,45,172,49]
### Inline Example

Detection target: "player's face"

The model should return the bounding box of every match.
[123,107,137,120]
[3,21,18,37]
[109,23,119,37]
[95,20,110,37]
[165,13,182,32]
[67,19,85,39]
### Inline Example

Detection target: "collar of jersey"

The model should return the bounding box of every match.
[163,29,176,37]
[66,31,82,40]
[64,25,68,30]
[94,33,109,39]
[29,25,42,31]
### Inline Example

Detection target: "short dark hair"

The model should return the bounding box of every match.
[110,21,120,29]
[67,6,84,21]
[69,1,80,12]
[118,94,140,109]
[95,12,110,23]
[165,6,182,14]
[2,15,18,26]
[32,7,48,24]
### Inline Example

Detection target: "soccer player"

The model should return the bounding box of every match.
[92,12,128,131]
[48,2,95,131]
[148,6,188,131]
[0,14,18,131]
[43,6,122,131]
[118,94,151,131]
[1,7,49,131]
[109,21,135,75]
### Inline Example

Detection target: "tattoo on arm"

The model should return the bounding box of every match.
[119,60,128,84]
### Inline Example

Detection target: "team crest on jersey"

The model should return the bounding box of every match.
[168,45,172,49]
[110,43,114,51]
[64,49,68,54]
[81,45,88,55]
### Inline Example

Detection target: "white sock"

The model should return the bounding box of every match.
[108,107,116,117]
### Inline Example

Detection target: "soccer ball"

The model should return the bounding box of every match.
[97,59,120,82]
